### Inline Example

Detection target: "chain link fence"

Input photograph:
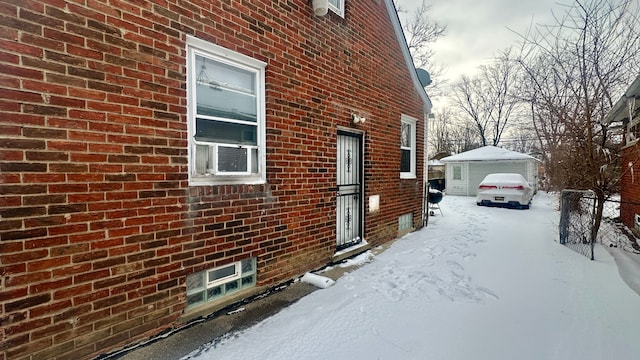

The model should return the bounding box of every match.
[559,189,640,260]
[559,190,597,259]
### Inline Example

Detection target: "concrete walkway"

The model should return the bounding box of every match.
[104,280,316,360]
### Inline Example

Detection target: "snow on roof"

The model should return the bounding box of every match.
[603,74,640,125]
[428,159,444,166]
[440,146,538,162]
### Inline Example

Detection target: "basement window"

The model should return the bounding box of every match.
[186,258,257,309]
[398,212,413,232]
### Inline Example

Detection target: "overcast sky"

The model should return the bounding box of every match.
[395,0,565,83]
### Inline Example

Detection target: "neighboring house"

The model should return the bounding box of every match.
[440,146,539,196]
[603,75,640,233]
[0,1,432,359]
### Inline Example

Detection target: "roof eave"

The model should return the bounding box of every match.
[603,75,640,125]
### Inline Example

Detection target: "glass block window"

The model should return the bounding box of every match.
[186,258,257,309]
[187,35,266,185]
[398,213,413,232]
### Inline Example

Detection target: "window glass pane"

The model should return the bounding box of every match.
[208,264,236,282]
[401,122,411,147]
[195,55,257,122]
[251,148,258,173]
[202,56,255,94]
[401,149,411,172]
[196,84,257,122]
[195,144,210,174]
[329,0,340,8]
[195,118,257,145]
[453,166,462,180]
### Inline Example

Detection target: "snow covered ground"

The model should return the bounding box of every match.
[184,192,640,360]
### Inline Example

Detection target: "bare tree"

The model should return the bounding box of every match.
[501,130,539,155]
[395,0,447,91]
[428,107,454,156]
[450,122,482,154]
[516,0,640,240]
[452,48,521,147]
[510,132,537,154]
[451,75,488,145]
[428,107,484,158]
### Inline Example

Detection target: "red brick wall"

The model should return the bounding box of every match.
[620,146,640,229]
[0,0,426,358]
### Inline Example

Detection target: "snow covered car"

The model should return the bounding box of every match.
[476,173,533,209]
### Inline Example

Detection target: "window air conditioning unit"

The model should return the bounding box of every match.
[196,143,256,175]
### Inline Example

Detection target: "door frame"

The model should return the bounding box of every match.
[336,128,365,250]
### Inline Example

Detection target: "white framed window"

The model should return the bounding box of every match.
[626,117,640,146]
[452,165,462,180]
[186,35,266,185]
[186,258,257,309]
[400,114,417,179]
[328,0,345,17]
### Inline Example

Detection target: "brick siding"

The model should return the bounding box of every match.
[0,0,427,358]
[620,146,640,229]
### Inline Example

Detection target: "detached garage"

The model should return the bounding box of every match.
[440,146,540,196]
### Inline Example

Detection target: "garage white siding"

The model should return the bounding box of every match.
[441,146,540,197]
[445,163,469,196]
